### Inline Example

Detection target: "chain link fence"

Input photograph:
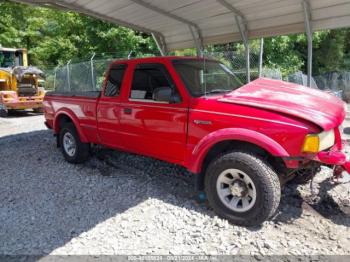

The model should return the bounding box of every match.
[43,52,349,102]
[47,58,115,93]
[44,51,282,93]
[287,71,349,100]
[204,51,282,84]
[45,52,159,92]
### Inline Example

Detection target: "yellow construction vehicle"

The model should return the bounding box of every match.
[0,47,45,117]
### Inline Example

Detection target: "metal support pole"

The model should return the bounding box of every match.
[131,0,203,56]
[90,53,96,90]
[303,0,313,87]
[53,65,59,91]
[258,38,264,78]
[152,33,167,56]
[216,0,249,82]
[66,60,71,91]
[189,26,203,57]
[235,16,250,83]
[245,43,250,83]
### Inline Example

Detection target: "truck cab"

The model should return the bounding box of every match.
[44,56,348,226]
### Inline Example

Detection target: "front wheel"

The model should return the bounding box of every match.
[0,108,8,117]
[33,108,44,113]
[59,123,90,164]
[205,151,281,226]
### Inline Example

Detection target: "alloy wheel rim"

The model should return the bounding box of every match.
[63,132,76,157]
[216,168,257,212]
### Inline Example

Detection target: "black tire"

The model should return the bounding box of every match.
[59,123,90,164]
[204,151,281,226]
[0,108,8,117]
[290,168,318,185]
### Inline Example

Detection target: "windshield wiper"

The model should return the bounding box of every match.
[204,89,231,95]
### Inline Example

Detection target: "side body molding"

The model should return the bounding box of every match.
[186,128,290,174]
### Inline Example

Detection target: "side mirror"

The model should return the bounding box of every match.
[153,86,181,103]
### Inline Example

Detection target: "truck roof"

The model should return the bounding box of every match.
[110,56,215,66]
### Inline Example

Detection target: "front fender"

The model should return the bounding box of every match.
[186,128,290,174]
[53,108,88,143]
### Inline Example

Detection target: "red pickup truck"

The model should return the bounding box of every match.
[44,56,349,226]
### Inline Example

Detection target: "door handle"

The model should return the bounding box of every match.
[124,108,132,114]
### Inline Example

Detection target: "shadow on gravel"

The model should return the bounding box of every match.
[1,130,349,256]
[307,178,350,227]
[274,180,350,227]
[0,130,210,256]
[5,110,42,118]
[90,148,270,231]
[273,184,303,224]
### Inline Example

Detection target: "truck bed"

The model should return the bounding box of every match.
[44,91,100,144]
[45,91,101,98]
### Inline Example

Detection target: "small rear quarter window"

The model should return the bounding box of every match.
[104,64,127,97]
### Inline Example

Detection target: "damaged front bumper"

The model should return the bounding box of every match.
[311,127,350,180]
[316,148,350,180]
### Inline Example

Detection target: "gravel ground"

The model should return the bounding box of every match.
[0,111,350,256]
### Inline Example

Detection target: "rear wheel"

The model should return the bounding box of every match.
[205,151,281,226]
[59,123,90,164]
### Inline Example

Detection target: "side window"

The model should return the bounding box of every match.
[104,64,127,97]
[130,64,181,103]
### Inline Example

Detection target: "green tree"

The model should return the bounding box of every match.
[0,0,157,68]
[313,29,347,74]
[1,0,349,77]
[262,35,305,77]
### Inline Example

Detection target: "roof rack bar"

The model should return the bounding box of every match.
[302,0,313,87]
[217,0,250,83]
[130,0,203,56]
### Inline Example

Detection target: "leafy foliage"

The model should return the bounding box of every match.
[1,0,349,77]
[0,1,157,68]
[210,30,350,78]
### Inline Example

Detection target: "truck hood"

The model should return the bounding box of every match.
[219,78,345,130]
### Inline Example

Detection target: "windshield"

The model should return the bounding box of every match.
[172,59,243,97]
[0,50,23,67]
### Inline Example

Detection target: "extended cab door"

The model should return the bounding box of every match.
[96,63,128,148]
[119,62,188,164]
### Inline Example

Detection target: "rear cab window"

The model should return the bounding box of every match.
[104,64,127,97]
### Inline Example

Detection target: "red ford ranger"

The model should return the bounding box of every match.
[44,56,348,226]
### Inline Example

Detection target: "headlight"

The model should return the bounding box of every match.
[302,129,335,153]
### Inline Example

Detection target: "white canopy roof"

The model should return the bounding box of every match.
[16,0,350,51]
